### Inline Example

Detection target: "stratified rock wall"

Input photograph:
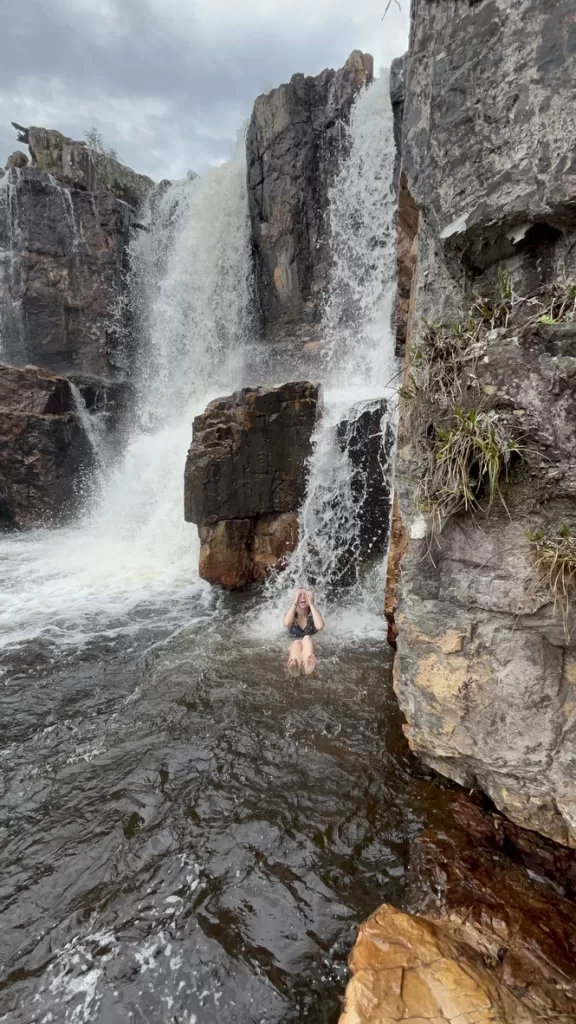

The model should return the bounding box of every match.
[247,51,373,338]
[185,382,320,587]
[0,167,135,376]
[392,0,576,846]
[0,364,93,528]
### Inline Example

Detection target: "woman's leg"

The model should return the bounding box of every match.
[287,639,303,675]
[301,635,317,675]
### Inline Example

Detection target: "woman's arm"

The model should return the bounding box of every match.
[283,590,300,628]
[307,592,325,631]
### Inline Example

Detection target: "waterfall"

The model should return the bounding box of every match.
[0,142,253,649]
[278,74,398,608]
[0,170,25,360]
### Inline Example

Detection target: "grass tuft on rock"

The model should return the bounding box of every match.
[420,408,520,534]
[527,524,576,639]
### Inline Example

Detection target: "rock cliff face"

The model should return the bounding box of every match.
[247,51,373,339]
[392,0,576,846]
[0,125,149,379]
[185,382,320,587]
[0,364,93,529]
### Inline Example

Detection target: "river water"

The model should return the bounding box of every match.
[0,77,453,1023]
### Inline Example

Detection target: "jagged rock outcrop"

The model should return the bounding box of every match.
[340,794,576,1024]
[247,51,373,339]
[0,364,93,528]
[25,127,153,207]
[185,382,320,587]
[391,0,576,846]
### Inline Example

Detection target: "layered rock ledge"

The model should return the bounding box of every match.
[184,381,320,587]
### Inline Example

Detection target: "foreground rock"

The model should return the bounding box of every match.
[340,794,576,1024]
[247,51,373,339]
[391,0,576,844]
[0,364,93,528]
[185,382,320,587]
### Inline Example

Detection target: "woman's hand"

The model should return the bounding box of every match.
[293,588,302,604]
[304,589,314,606]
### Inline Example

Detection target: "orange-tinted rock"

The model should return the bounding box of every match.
[186,382,319,588]
[198,520,254,589]
[252,513,298,581]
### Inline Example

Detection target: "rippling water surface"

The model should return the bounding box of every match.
[0,589,452,1024]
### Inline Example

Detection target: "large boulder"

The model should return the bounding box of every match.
[185,382,320,587]
[0,364,93,529]
[247,51,373,338]
[391,0,576,845]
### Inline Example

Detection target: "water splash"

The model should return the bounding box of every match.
[0,143,253,649]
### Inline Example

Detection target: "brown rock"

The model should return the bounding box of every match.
[252,512,299,581]
[185,381,319,527]
[340,904,532,1024]
[186,382,319,588]
[0,363,92,529]
[199,520,254,589]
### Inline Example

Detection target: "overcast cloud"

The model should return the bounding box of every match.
[0,0,409,180]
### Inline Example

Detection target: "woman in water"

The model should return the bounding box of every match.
[284,588,325,676]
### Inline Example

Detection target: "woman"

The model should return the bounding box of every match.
[283,588,325,676]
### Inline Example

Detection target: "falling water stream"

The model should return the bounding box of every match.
[0,77,452,1024]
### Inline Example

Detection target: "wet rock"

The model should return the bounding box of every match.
[247,51,373,337]
[392,0,576,844]
[337,400,394,560]
[185,382,320,587]
[0,364,93,529]
[341,794,576,1024]
[0,166,135,377]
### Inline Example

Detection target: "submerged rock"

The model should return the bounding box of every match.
[247,50,373,338]
[0,364,93,529]
[341,794,576,1024]
[185,382,320,587]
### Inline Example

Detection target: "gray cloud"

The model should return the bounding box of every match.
[0,0,409,179]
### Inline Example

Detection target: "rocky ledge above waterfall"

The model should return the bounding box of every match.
[184,381,320,588]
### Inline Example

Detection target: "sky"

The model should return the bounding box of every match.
[0,0,409,181]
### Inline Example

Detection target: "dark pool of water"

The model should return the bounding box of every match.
[0,594,453,1024]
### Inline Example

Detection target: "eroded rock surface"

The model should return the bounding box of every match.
[0,364,93,528]
[392,0,576,845]
[247,50,373,338]
[185,382,320,587]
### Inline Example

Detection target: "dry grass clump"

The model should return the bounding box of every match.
[527,524,576,639]
[420,408,520,534]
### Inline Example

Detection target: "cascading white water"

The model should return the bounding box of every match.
[276,75,398,618]
[0,143,253,649]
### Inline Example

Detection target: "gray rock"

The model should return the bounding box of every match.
[392,0,576,846]
[0,166,135,377]
[247,51,373,337]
